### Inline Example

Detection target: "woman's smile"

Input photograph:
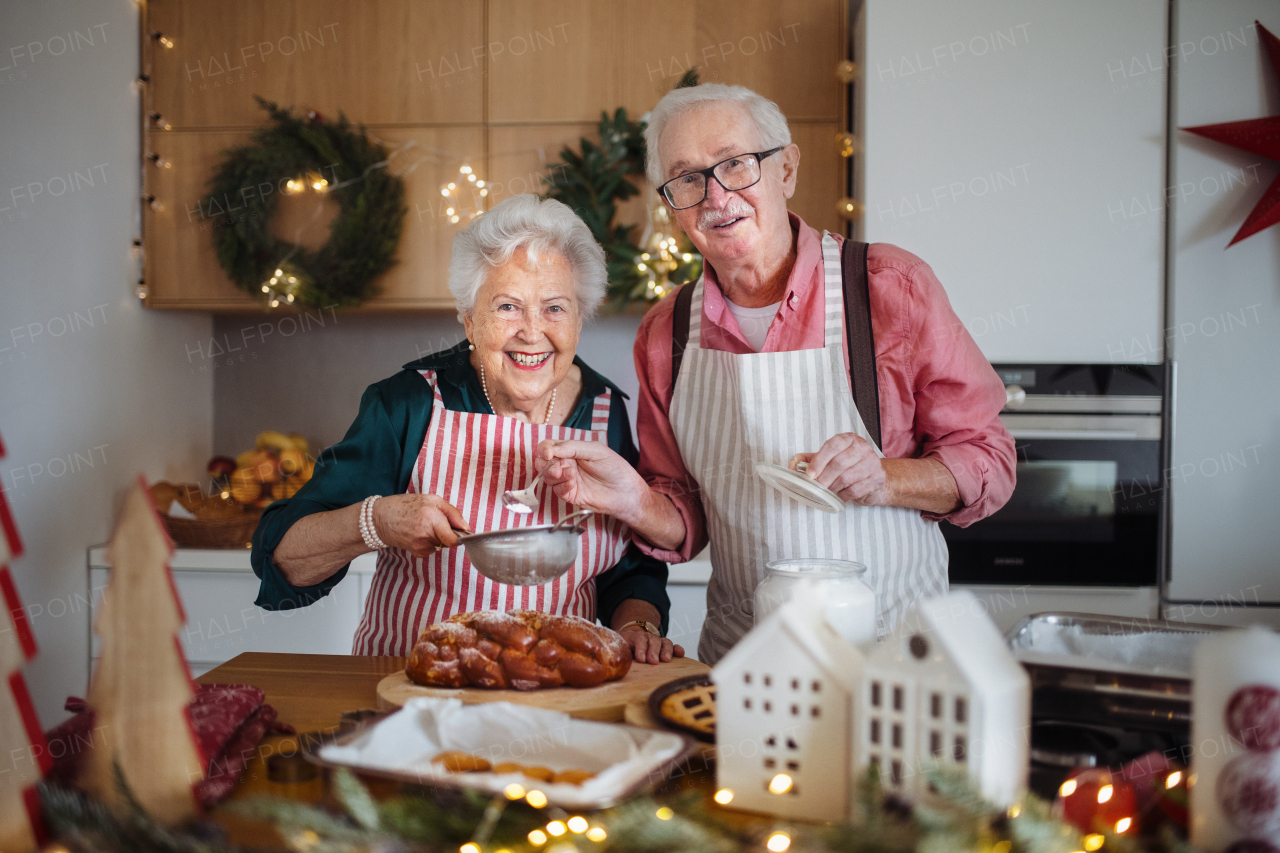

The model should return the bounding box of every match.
[507,350,553,369]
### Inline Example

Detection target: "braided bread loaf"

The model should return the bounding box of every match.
[406,610,632,690]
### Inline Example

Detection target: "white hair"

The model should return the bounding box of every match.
[448,194,607,321]
[644,83,792,187]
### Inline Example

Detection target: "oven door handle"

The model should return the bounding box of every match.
[1007,429,1141,440]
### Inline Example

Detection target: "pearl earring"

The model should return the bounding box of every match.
[468,343,475,351]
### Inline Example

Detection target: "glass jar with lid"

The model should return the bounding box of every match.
[753,558,877,645]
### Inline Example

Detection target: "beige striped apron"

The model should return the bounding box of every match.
[351,371,629,656]
[670,232,949,664]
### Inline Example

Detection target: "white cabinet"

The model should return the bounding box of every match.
[87,547,376,676]
[860,0,1167,363]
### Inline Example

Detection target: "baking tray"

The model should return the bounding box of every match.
[1006,612,1230,733]
[300,710,699,810]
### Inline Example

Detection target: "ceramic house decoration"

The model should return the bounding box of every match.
[855,590,1029,807]
[712,597,864,821]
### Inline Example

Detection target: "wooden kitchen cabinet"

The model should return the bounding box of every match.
[142,0,848,312]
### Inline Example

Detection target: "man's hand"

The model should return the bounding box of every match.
[790,433,893,506]
[372,494,470,557]
[535,439,647,521]
[618,626,685,664]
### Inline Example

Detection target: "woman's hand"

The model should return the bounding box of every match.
[610,598,684,663]
[790,433,893,506]
[372,494,470,558]
[535,440,647,520]
[618,626,685,664]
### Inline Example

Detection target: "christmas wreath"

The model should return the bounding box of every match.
[205,96,407,310]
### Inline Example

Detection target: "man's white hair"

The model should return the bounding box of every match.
[644,83,792,187]
[448,194,606,322]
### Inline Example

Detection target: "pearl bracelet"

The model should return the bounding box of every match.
[359,495,387,551]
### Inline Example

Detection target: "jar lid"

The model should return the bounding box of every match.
[764,558,868,579]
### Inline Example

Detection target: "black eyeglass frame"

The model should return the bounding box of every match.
[658,146,784,210]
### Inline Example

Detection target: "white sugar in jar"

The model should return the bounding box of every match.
[754,558,877,645]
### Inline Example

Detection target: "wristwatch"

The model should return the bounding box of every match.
[618,620,660,636]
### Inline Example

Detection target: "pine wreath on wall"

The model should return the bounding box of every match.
[205,97,407,310]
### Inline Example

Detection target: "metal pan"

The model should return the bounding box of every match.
[456,509,591,585]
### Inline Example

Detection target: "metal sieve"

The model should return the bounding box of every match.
[455,509,591,585]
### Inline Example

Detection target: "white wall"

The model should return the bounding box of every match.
[861,0,1167,364]
[0,0,212,723]
[1167,0,1280,604]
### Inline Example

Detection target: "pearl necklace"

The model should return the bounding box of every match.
[480,364,556,425]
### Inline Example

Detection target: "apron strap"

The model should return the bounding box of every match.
[839,237,882,450]
[669,279,699,389]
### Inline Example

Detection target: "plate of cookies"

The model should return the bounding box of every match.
[312,696,694,809]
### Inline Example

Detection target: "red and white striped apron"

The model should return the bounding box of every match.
[351,370,631,656]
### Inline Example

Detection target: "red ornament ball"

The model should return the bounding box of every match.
[1227,685,1280,751]
[1054,768,1139,835]
[1217,750,1280,835]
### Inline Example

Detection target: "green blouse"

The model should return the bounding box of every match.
[250,340,671,634]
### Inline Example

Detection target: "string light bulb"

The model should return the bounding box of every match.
[147,195,165,212]
[714,788,734,805]
[769,774,793,794]
[525,790,548,808]
[836,197,865,221]
[460,844,480,853]
[836,60,860,83]
[586,827,606,842]
[766,832,791,852]
[1115,817,1132,833]
[153,33,174,49]
[1083,834,1105,851]
[546,821,567,837]
[150,113,171,130]
[566,817,588,833]
[135,281,148,300]
[1166,771,1182,788]
[1097,784,1114,804]
[1059,779,1078,797]
[149,154,172,169]
[306,171,329,192]
[528,829,548,846]
[284,178,305,195]
[504,783,525,799]
[654,807,674,820]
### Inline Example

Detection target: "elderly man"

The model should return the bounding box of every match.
[538,84,1016,663]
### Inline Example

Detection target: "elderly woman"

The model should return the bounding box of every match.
[251,194,682,664]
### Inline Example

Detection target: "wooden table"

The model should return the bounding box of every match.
[196,652,716,848]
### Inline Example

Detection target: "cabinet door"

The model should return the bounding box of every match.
[861,0,1166,363]
[89,569,362,666]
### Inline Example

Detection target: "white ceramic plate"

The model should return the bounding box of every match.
[755,462,845,513]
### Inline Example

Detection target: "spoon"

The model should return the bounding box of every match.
[502,470,545,514]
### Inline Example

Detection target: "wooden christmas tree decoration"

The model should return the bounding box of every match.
[0,432,50,852]
[79,477,206,824]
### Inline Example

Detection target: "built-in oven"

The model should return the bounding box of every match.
[943,364,1166,588]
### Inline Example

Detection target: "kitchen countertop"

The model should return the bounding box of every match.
[196,652,714,847]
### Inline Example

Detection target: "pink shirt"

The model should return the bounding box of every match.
[633,213,1017,564]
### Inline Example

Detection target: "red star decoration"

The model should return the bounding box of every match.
[1182,21,1280,247]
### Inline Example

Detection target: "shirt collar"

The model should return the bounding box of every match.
[700,211,823,323]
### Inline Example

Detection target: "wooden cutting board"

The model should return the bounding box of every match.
[377,657,710,722]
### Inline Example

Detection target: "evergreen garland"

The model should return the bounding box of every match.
[39,764,1205,853]
[205,96,407,309]
[542,69,703,307]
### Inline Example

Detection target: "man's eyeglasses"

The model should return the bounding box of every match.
[658,147,783,210]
